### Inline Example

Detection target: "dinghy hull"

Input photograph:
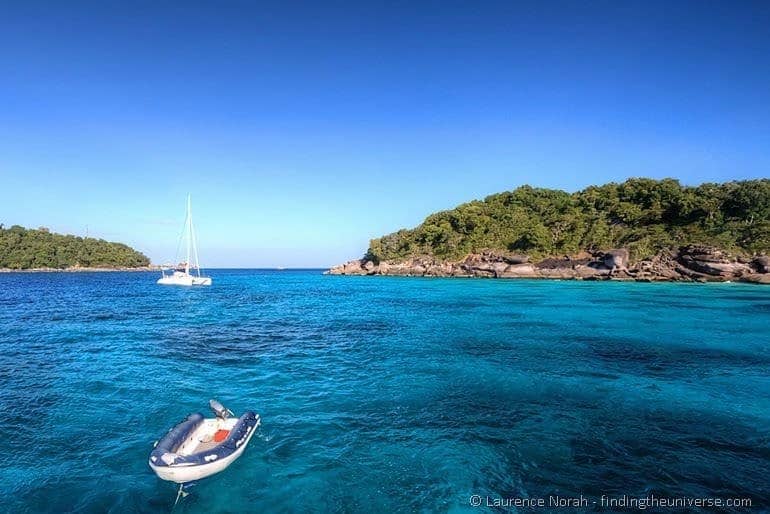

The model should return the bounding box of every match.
[149,411,259,483]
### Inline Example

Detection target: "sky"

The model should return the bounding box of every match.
[1,1,769,267]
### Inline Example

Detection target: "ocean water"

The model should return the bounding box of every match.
[0,270,768,513]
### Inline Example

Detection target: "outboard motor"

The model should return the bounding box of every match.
[209,399,233,420]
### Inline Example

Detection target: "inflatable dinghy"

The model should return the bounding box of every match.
[149,400,260,484]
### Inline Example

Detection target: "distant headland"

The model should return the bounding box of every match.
[0,224,153,271]
[328,178,770,284]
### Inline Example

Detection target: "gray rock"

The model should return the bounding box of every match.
[601,249,629,270]
[752,255,770,273]
[674,245,755,277]
[326,246,768,284]
[740,273,770,284]
[499,264,537,277]
[678,244,729,263]
[689,261,751,277]
[574,265,606,278]
[503,254,529,265]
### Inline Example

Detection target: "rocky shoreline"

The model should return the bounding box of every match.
[0,265,161,273]
[327,245,770,284]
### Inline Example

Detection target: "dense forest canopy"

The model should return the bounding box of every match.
[0,225,150,269]
[366,178,770,263]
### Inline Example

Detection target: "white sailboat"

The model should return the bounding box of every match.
[157,195,212,286]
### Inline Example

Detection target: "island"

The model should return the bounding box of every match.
[0,224,153,271]
[328,178,770,283]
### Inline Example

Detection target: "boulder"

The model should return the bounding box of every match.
[503,254,529,265]
[678,244,729,263]
[675,265,712,281]
[409,265,426,276]
[601,249,629,270]
[488,262,507,277]
[630,249,681,280]
[752,255,770,274]
[537,268,577,279]
[326,259,368,275]
[469,263,498,274]
[536,255,593,269]
[387,264,412,276]
[345,260,367,275]
[740,273,770,284]
[326,263,346,275]
[499,264,537,277]
[536,257,575,269]
[687,260,751,277]
[677,245,752,277]
[574,266,606,278]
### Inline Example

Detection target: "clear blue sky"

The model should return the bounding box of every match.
[1,1,769,267]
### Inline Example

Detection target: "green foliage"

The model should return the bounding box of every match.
[366,178,770,262]
[0,225,150,269]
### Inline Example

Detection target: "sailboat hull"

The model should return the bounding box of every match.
[157,274,212,286]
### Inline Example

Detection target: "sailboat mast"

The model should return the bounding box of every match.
[185,194,192,275]
[189,196,202,277]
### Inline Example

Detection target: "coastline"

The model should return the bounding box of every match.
[0,265,161,273]
[327,246,770,285]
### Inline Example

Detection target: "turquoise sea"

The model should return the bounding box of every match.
[1,270,768,513]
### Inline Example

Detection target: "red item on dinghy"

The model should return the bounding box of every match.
[214,429,230,442]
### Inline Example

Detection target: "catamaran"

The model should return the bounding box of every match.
[158,195,212,286]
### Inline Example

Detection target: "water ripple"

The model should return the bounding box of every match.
[0,271,768,512]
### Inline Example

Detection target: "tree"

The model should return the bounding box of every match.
[365,178,770,262]
[0,226,150,269]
